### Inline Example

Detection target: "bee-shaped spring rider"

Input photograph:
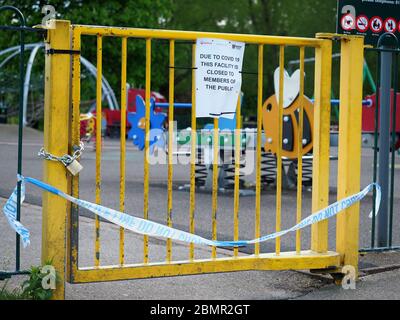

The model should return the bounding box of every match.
[262,68,313,159]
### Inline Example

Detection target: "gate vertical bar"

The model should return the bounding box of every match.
[42,20,72,300]
[119,37,127,265]
[275,46,285,256]
[389,49,398,247]
[189,43,197,261]
[0,5,26,273]
[233,96,241,257]
[311,36,332,253]
[296,47,305,254]
[68,26,81,282]
[336,35,364,271]
[143,38,151,264]
[16,10,24,272]
[377,46,392,248]
[95,35,102,267]
[371,50,381,249]
[254,44,263,256]
[167,40,175,263]
[211,117,219,259]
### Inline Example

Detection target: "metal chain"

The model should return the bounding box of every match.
[38,141,84,166]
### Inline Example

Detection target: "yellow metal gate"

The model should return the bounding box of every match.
[41,20,364,299]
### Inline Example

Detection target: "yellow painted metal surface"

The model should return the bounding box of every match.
[254,44,263,256]
[212,117,219,259]
[73,25,323,47]
[119,37,127,266]
[311,38,332,253]
[189,44,197,261]
[262,95,314,159]
[40,22,365,288]
[95,35,102,267]
[73,251,340,283]
[296,47,305,254]
[67,26,82,284]
[336,36,364,274]
[275,46,285,255]
[167,40,175,263]
[233,97,241,258]
[143,38,151,264]
[42,20,72,300]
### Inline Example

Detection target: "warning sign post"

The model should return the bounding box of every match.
[338,1,400,247]
[337,0,400,46]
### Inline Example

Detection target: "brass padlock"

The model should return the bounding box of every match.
[65,159,83,176]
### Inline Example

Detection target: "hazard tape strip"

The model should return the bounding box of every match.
[3,175,381,248]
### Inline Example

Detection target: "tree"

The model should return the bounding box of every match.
[0,0,343,120]
[168,0,338,116]
[0,0,173,109]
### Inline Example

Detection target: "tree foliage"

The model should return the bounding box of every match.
[0,0,173,109]
[0,0,344,118]
[168,0,338,113]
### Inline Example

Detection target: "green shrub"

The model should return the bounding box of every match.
[0,261,57,300]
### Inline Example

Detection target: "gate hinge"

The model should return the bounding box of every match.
[46,49,81,55]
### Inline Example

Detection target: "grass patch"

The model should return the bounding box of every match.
[0,281,27,300]
[0,262,57,300]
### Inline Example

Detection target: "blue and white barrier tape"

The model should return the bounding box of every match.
[2,175,381,248]
[2,181,30,247]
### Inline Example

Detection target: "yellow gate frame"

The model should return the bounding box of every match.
[42,20,364,300]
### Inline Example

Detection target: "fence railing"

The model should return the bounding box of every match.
[40,21,365,300]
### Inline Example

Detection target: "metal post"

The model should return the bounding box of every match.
[377,47,392,248]
[336,35,364,272]
[0,5,26,273]
[42,19,72,300]
[389,52,398,247]
[311,36,332,253]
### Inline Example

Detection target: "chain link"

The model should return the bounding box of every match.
[38,142,84,166]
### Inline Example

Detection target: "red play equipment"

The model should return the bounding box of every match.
[80,88,166,139]
[363,90,400,150]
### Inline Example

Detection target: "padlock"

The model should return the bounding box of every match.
[65,159,83,176]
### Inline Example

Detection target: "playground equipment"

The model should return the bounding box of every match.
[123,61,382,191]
[289,53,400,151]
[174,128,250,191]
[362,91,400,150]
[124,66,316,191]
[123,93,311,191]
[260,67,315,188]
[80,87,167,139]
[0,43,119,126]
[125,92,250,191]
[127,95,167,151]
[79,112,95,142]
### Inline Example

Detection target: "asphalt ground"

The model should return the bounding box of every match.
[0,124,399,259]
[1,199,333,300]
[1,124,400,299]
[1,198,400,299]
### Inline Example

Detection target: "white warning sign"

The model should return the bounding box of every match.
[341,14,355,31]
[356,15,369,33]
[370,16,383,33]
[195,38,245,119]
[384,17,397,33]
